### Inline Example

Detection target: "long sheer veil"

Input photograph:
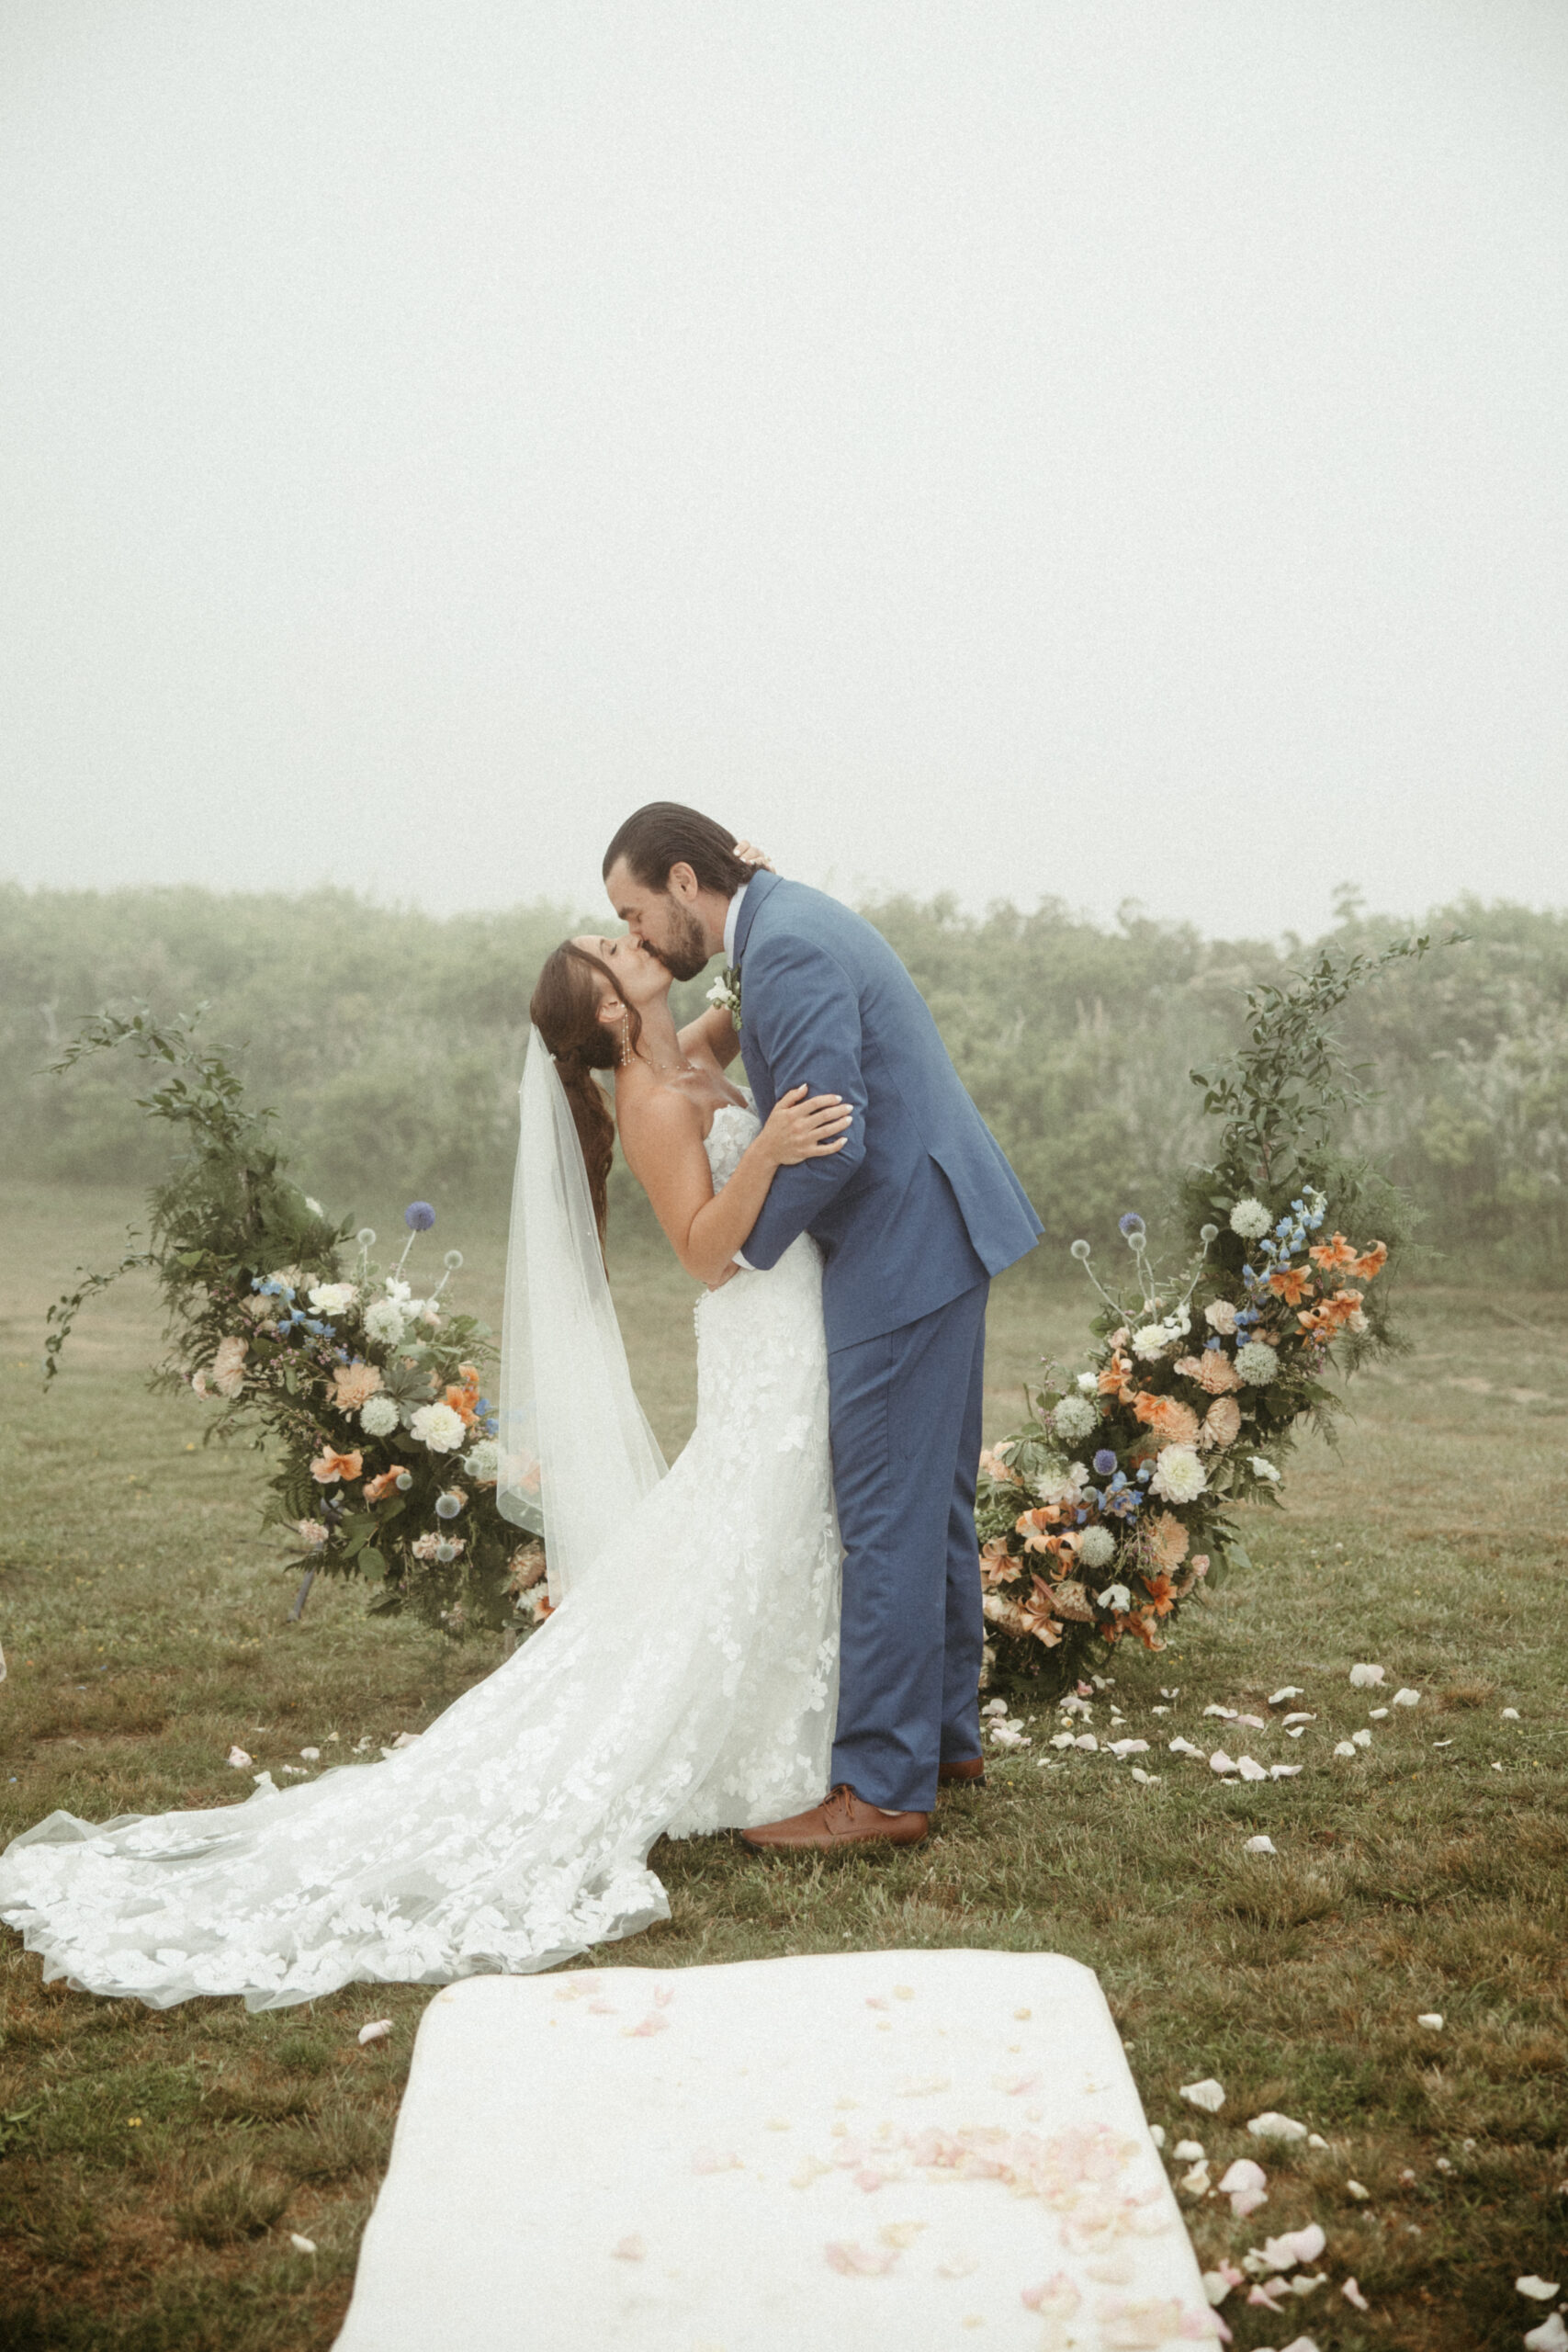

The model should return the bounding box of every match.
[497,1027,667,1603]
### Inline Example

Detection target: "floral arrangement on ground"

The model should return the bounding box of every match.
[976,932,1444,1697]
[44,1008,541,1636]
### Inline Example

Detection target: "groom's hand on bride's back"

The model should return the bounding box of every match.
[761,1085,853,1168]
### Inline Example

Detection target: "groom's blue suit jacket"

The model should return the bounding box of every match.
[733,871,1042,1351]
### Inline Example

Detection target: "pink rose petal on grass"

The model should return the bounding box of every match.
[1342,2278,1370,2312]
[825,2240,898,2276]
[356,2018,392,2046]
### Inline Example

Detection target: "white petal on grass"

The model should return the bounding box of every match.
[1307,2133,1328,2149]
[1209,1749,1237,1776]
[1369,1707,1390,1721]
[1148,2124,1166,2149]
[1237,1757,1268,1782]
[1502,1706,1521,1720]
[1393,1688,1421,1708]
[1107,1738,1150,1757]
[1345,2178,1371,2199]
[1342,2277,1370,2311]
[1169,1736,1205,1759]
[1269,1687,1305,1705]
[1281,1712,1315,1725]
[225,1746,253,1769]
[1525,2317,1568,2352]
[1333,1741,1357,1758]
[1179,2078,1226,2113]
[1351,1728,1372,1748]
[1247,2111,1309,2143]
[1517,2278,1563,2301]
[1202,1704,1238,1721]
[1348,1663,1385,1688]
[1073,1733,1098,1752]
[1218,2158,1268,2195]
[1173,2139,1206,2161]
[289,2233,317,2254]
[299,1747,320,1760]
[1179,2159,1212,2197]
[1245,1835,1277,1854]
[1130,1768,1160,1785]
[1270,1764,1303,1780]
[1416,2013,1444,2030]
[1264,2223,1326,2268]
[357,2018,393,2046]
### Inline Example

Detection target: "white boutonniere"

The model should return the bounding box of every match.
[707,966,742,1023]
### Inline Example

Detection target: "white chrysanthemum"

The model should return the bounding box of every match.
[363,1299,406,1347]
[1248,1454,1281,1484]
[1052,1393,1100,1442]
[1131,1324,1168,1362]
[411,1401,466,1453]
[1078,1525,1116,1569]
[360,1395,400,1437]
[1150,1445,1207,1504]
[1229,1198,1272,1240]
[1076,1371,1099,1395]
[462,1439,500,1483]
[1204,1300,1238,1335]
[308,1282,357,1317]
[383,1276,412,1305]
[1033,1462,1086,1508]
[1096,1582,1132,1612]
[1235,1340,1280,1386]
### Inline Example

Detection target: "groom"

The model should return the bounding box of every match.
[604,804,1042,1849]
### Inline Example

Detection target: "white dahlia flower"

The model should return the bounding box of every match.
[1052,1393,1100,1442]
[1131,1324,1168,1362]
[360,1395,400,1437]
[1235,1341,1280,1386]
[1078,1525,1116,1570]
[1248,1454,1282,1484]
[363,1299,407,1347]
[411,1401,466,1453]
[1150,1445,1207,1504]
[462,1439,500,1483]
[1229,1199,1272,1241]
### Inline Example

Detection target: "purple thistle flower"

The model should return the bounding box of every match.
[1092,1448,1118,1477]
[404,1202,436,1232]
[1118,1212,1145,1237]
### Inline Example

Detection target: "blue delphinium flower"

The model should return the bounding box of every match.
[404,1202,436,1232]
[1092,1447,1118,1477]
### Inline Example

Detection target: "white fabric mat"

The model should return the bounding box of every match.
[333,1949,1215,2351]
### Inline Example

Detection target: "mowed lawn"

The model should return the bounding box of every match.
[1,1180,1564,2352]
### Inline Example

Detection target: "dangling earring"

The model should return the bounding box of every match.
[619,1014,632,1068]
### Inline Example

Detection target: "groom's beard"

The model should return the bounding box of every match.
[649,905,710,982]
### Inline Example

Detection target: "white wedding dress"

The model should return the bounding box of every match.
[0,1107,840,2011]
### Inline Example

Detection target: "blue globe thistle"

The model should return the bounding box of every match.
[404,1202,436,1232]
[1092,1448,1118,1476]
[434,1492,463,1521]
[1118,1213,1145,1238]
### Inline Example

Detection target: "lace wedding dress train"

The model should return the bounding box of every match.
[0,1108,840,2010]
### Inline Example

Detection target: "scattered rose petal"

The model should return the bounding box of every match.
[878,2221,926,2249]
[653,1985,674,2007]
[1248,2280,1287,2312]
[1108,1738,1150,1758]
[299,1747,320,1760]
[1074,1732,1098,1751]
[1307,2133,1327,2149]
[1416,2013,1444,2030]
[1179,2159,1212,2196]
[1264,2223,1326,2268]
[1342,2277,1369,2311]
[1131,1768,1159,1785]
[1281,1712,1315,1725]
[1269,1687,1305,1705]
[1517,2278,1562,2301]
[1050,1730,1077,1750]
[825,2239,898,2276]
[1230,2187,1269,2218]
[1346,2178,1370,2199]
[1237,1757,1268,1782]
[1525,2316,1568,2352]
[1086,2252,1135,2285]
[1218,2158,1267,2196]
[865,1995,890,2009]
[1433,1738,1454,1747]
[1209,1749,1237,1776]
[1393,1688,1420,1707]
[356,2018,392,2046]
[1278,2338,1324,2352]
[1169,1736,1205,1759]
[289,2233,317,2254]
[1021,2273,1081,2315]
[1202,2260,1246,2305]
[1502,1706,1521,1721]
[1270,1764,1303,1780]
[1351,1728,1372,1748]
[612,2235,646,2262]
[1348,1663,1385,1687]
[1203,1705,1238,1721]
[1148,2124,1166,2148]
[1247,2112,1308,2143]
[226,1746,253,1769]
[1235,1714,1268,1730]
[1179,2078,1226,2112]
[1369,1706,1389,1720]
[1173,2139,1207,2161]
[1245,1835,1277,1854]
[626,2014,670,2038]
[1333,1741,1357,1758]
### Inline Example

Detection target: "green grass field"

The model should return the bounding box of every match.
[1,1181,1564,2350]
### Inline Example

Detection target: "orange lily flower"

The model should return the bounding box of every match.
[1268,1265,1314,1306]
[1141,1571,1178,1616]
[310,1447,363,1485]
[1348,1241,1388,1282]
[1309,1232,1358,1272]
[364,1465,404,1503]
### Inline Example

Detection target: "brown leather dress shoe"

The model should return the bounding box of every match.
[937,1757,987,1788]
[739,1785,930,1852]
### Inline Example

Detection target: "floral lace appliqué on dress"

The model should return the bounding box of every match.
[0,1105,840,2010]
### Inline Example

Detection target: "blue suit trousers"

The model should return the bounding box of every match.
[827,1279,989,1814]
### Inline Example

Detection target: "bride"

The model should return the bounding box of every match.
[0,906,852,2010]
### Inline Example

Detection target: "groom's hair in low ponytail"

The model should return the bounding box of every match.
[603,802,751,898]
[530,943,640,1243]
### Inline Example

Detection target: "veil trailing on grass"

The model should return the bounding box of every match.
[497,1026,667,1604]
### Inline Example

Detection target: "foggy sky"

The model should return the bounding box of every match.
[2,1,1565,937]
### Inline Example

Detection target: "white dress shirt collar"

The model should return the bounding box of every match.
[723,880,749,966]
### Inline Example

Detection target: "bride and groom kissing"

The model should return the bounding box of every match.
[0,804,1042,2010]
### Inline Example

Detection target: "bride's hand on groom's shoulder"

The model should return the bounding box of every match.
[761,1084,853,1168]
[733,839,775,871]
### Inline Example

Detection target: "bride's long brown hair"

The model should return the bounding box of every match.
[529,943,642,1242]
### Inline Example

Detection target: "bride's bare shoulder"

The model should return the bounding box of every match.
[615,1075,707,1167]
